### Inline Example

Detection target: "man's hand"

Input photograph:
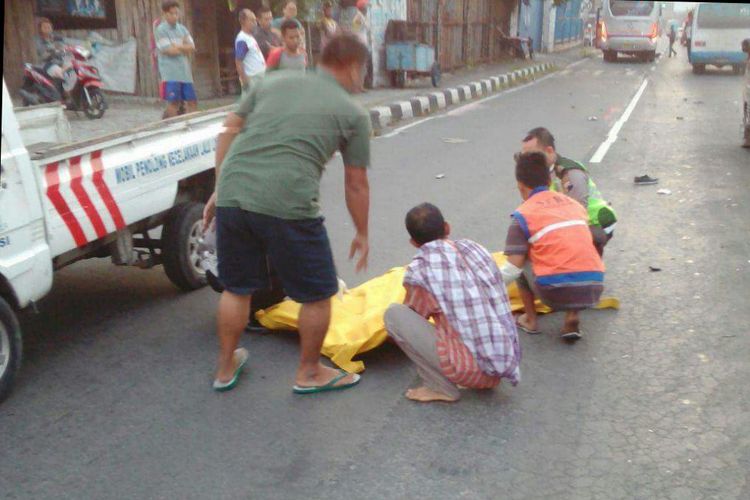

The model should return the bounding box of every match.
[349,233,369,272]
[203,191,217,230]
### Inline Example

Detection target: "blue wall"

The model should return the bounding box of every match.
[518,0,545,52]
[555,0,584,43]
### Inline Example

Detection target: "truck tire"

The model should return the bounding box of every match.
[692,63,705,74]
[0,296,22,403]
[603,50,617,63]
[162,202,207,291]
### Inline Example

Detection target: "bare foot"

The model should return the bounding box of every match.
[295,364,358,388]
[405,386,458,403]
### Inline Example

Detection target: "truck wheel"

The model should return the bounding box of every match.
[692,63,705,74]
[162,202,207,291]
[603,50,617,62]
[743,125,750,148]
[0,297,22,403]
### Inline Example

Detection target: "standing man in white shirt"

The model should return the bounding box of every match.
[235,9,266,100]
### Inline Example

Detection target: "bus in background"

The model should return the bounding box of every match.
[599,0,661,63]
[689,3,750,75]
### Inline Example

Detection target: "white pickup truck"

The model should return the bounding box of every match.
[0,79,227,401]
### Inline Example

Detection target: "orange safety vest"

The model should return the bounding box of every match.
[512,187,605,288]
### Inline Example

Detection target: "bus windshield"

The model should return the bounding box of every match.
[609,1,655,17]
[696,4,750,29]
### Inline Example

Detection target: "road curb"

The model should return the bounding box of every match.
[369,61,556,132]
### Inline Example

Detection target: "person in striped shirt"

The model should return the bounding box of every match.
[384,203,521,403]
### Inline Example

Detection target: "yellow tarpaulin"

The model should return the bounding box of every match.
[256,253,619,373]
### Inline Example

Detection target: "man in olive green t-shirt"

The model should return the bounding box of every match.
[203,34,371,395]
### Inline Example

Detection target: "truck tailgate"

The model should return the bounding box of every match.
[29,108,229,258]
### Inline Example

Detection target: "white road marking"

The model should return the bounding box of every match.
[377,115,441,139]
[590,77,649,163]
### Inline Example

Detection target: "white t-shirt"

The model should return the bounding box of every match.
[235,30,266,77]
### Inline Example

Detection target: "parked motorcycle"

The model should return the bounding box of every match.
[20,45,107,119]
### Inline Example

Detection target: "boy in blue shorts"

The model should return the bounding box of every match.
[154,0,197,118]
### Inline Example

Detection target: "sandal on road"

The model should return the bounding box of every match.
[561,330,583,341]
[516,314,541,335]
[293,369,361,395]
[212,348,249,392]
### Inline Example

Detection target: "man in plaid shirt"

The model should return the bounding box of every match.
[384,203,521,402]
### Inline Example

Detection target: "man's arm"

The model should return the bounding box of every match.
[501,218,529,285]
[235,59,247,85]
[180,32,195,54]
[501,254,526,285]
[344,166,369,272]
[202,112,246,228]
[234,40,249,85]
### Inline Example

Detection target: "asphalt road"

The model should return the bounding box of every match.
[2,45,749,500]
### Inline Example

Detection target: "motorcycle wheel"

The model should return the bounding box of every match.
[83,87,106,119]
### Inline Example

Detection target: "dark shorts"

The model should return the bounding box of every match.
[215,207,338,303]
[517,263,602,311]
[163,81,196,102]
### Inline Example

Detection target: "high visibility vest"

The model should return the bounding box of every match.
[551,156,616,228]
[513,188,605,288]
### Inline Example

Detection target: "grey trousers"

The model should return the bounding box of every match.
[384,304,461,399]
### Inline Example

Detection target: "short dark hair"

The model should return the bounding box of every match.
[161,0,180,13]
[321,34,369,69]
[405,203,447,245]
[258,5,272,15]
[515,152,551,190]
[280,19,300,35]
[523,127,556,150]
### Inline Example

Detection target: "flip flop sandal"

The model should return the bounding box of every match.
[516,316,541,335]
[212,347,249,392]
[561,331,583,341]
[293,369,361,395]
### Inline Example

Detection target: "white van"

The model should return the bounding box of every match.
[599,0,661,62]
[690,3,750,75]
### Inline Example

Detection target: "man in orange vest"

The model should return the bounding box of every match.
[501,152,605,341]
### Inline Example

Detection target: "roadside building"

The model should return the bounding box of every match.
[4,0,236,99]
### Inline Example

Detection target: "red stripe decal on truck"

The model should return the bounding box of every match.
[44,162,88,247]
[90,150,126,229]
[68,155,108,238]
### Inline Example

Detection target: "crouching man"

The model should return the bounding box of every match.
[501,152,605,341]
[385,203,521,403]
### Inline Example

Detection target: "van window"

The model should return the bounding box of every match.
[609,1,654,17]
[696,4,750,29]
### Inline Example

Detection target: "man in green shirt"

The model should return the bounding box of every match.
[203,34,371,394]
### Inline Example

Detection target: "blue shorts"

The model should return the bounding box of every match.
[215,207,339,303]
[163,81,196,102]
